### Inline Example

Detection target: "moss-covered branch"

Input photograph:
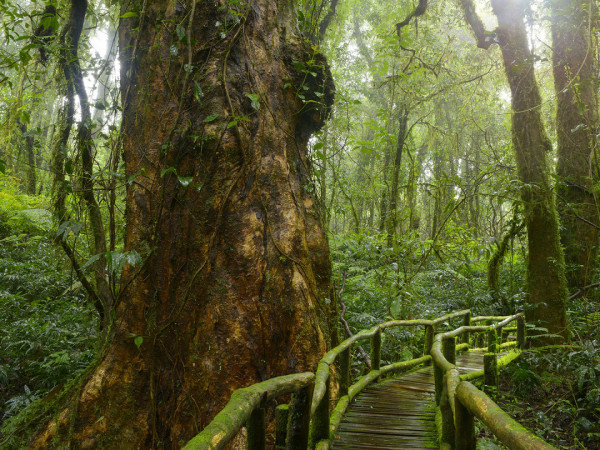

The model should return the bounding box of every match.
[457,0,497,49]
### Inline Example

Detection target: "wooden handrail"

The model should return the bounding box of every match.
[310,310,471,415]
[185,309,551,450]
[456,381,555,449]
[430,313,555,449]
[183,372,314,449]
[310,310,472,447]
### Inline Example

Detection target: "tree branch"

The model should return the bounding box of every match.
[396,0,428,38]
[569,282,600,300]
[318,0,340,42]
[457,0,497,49]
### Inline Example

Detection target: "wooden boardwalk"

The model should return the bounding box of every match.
[331,351,488,449]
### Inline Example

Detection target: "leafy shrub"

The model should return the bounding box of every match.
[0,236,98,424]
[0,174,49,237]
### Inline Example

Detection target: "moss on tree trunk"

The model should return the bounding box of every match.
[490,0,568,343]
[31,0,335,446]
[552,0,599,289]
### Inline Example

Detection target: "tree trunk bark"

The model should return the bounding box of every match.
[33,0,334,447]
[552,0,599,289]
[387,107,409,246]
[490,0,568,341]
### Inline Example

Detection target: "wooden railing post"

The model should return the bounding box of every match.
[339,347,350,396]
[434,361,443,405]
[517,315,526,349]
[423,325,434,365]
[435,336,455,405]
[275,404,289,449]
[487,326,497,353]
[455,395,476,450]
[247,407,266,450]
[443,336,456,365]
[440,377,455,446]
[461,312,471,344]
[311,373,330,447]
[371,328,381,371]
[286,384,312,450]
[484,353,498,398]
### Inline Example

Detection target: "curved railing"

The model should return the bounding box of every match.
[184,310,555,449]
[431,314,556,450]
[183,372,315,449]
[310,310,472,449]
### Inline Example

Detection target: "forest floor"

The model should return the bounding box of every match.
[476,347,600,449]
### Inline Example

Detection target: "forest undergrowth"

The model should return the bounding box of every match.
[1,191,599,449]
[0,175,98,434]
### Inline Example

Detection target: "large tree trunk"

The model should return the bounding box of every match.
[33,0,334,447]
[490,0,568,341]
[552,0,599,289]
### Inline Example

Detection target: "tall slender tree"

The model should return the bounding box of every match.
[552,0,599,289]
[459,0,568,341]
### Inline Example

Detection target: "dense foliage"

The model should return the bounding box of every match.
[0,0,599,447]
[0,176,98,428]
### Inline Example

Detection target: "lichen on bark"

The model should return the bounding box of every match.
[30,0,335,447]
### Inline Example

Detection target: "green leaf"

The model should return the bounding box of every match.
[176,24,186,41]
[227,120,237,128]
[134,336,143,349]
[120,11,139,18]
[81,253,102,270]
[19,49,31,66]
[293,61,306,72]
[126,250,142,267]
[64,159,73,175]
[160,167,177,177]
[170,44,178,56]
[94,101,106,110]
[193,82,204,103]
[178,176,193,187]
[245,93,260,110]
[204,114,219,123]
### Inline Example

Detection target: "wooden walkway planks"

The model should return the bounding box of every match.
[331,351,488,449]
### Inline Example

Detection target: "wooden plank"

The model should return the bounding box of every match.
[331,351,488,449]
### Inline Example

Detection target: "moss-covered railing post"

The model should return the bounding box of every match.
[517,315,526,349]
[461,311,471,345]
[440,375,455,447]
[435,336,455,405]
[246,405,266,450]
[286,384,312,449]
[275,404,289,450]
[455,395,475,450]
[456,381,556,450]
[371,328,381,371]
[434,357,444,405]
[311,371,330,447]
[443,335,456,365]
[484,352,498,398]
[339,347,351,396]
[498,326,505,345]
[487,325,497,353]
[424,324,434,365]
